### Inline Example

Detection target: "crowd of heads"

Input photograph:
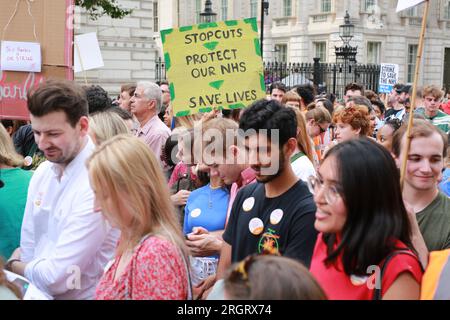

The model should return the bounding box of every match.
[0,75,449,301]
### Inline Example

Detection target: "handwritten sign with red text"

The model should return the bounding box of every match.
[0,41,42,73]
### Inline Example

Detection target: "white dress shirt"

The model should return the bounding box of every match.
[20,136,119,300]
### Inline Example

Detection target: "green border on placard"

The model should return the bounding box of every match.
[176,110,191,117]
[160,28,173,44]
[179,26,193,32]
[224,20,238,26]
[229,103,246,109]
[198,22,219,29]
[243,18,258,32]
[199,107,213,113]
[169,83,175,101]
[164,53,171,71]
[254,38,261,56]
[260,73,266,92]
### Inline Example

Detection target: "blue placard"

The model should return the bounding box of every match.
[379,84,393,94]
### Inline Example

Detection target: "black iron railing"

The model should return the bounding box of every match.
[155,57,380,100]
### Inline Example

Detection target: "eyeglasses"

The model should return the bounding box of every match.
[316,123,328,134]
[307,175,342,205]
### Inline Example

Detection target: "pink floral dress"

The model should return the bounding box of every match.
[95,236,189,300]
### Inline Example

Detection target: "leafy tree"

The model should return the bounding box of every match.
[75,0,132,20]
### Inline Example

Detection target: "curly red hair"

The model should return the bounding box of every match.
[333,105,371,136]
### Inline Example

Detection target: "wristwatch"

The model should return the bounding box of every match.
[5,259,21,272]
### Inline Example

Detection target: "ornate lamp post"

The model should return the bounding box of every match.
[200,0,217,23]
[335,11,358,86]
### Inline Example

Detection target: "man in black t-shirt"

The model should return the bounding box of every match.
[201,99,317,299]
[223,178,317,264]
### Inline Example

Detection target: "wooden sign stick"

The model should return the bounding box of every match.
[400,0,430,189]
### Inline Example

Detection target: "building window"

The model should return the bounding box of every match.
[405,6,418,17]
[153,1,159,32]
[196,0,202,23]
[407,44,418,83]
[314,42,327,62]
[275,44,288,63]
[367,42,380,64]
[363,0,377,12]
[444,0,450,19]
[283,0,292,16]
[321,0,332,13]
[250,0,258,17]
[221,0,228,20]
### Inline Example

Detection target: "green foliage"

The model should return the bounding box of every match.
[75,0,132,20]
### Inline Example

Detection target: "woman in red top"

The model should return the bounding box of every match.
[308,138,423,300]
[88,135,190,300]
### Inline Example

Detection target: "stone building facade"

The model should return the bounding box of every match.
[75,0,159,95]
[158,0,450,89]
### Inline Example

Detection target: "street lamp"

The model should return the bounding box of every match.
[339,11,354,46]
[260,0,269,60]
[200,0,217,23]
[335,11,358,88]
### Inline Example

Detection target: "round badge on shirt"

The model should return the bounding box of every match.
[350,275,369,286]
[270,209,283,225]
[191,208,201,218]
[24,156,33,167]
[249,218,264,235]
[242,197,255,212]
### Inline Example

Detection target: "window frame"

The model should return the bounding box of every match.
[221,0,228,20]
[366,41,381,64]
[153,1,159,32]
[320,0,332,13]
[362,0,377,13]
[250,0,258,18]
[283,0,292,17]
[407,44,418,83]
[313,41,327,63]
[275,44,288,63]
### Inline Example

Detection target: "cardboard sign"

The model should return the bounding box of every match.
[0,0,73,120]
[1,41,42,72]
[74,32,104,73]
[160,18,266,117]
[378,63,399,94]
[396,0,425,12]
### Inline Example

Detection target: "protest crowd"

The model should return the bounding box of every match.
[0,75,449,301]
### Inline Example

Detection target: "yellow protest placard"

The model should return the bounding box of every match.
[160,18,266,117]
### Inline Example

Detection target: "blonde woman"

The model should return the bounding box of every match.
[88,111,130,145]
[88,135,191,300]
[0,124,33,260]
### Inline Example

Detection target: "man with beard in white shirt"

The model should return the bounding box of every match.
[5,80,119,300]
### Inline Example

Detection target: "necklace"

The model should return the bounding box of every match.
[209,184,222,209]
[208,185,214,209]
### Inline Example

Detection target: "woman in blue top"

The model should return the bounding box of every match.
[0,124,33,260]
[183,171,229,288]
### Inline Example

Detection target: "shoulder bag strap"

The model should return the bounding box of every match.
[372,248,420,300]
